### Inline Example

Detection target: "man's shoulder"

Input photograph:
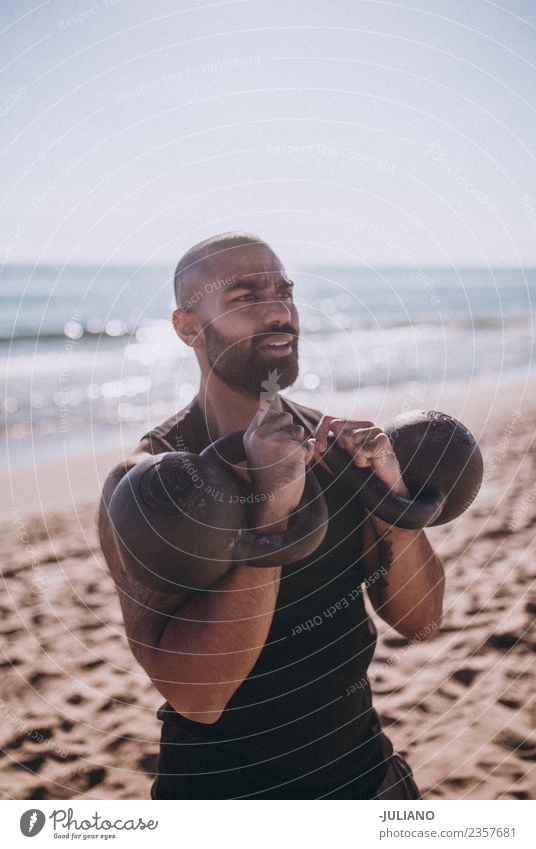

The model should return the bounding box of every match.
[140,397,208,452]
[140,394,325,453]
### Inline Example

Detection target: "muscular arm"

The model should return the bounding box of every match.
[147,563,281,723]
[311,416,444,641]
[362,514,445,640]
[98,438,284,725]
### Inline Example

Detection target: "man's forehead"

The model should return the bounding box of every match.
[190,242,283,281]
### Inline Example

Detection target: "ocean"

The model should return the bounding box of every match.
[1,264,534,469]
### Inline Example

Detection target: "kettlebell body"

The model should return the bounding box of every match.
[321,409,483,528]
[384,410,483,525]
[109,443,329,593]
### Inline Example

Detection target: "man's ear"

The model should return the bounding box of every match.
[172,308,203,348]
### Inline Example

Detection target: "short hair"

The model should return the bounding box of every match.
[174,232,268,309]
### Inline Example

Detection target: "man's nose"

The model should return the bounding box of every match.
[260,296,293,326]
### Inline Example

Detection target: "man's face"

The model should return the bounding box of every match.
[187,243,300,397]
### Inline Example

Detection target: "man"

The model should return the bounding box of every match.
[98,232,444,799]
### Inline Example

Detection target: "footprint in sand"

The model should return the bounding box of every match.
[451,668,480,686]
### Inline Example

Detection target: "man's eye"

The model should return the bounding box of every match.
[234,291,293,302]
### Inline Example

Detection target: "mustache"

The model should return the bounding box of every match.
[253,326,299,341]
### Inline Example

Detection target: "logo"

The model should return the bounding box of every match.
[257,369,281,425]
[20,809,45,837]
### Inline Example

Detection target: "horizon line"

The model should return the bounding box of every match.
[2,260,536,272]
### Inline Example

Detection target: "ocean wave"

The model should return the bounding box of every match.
[0,313,531,344]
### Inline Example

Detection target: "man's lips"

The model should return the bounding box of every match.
[257,334,296,356]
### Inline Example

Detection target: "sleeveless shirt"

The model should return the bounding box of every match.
[142,395,391,799]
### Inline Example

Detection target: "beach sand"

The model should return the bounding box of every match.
[1,374,535,800]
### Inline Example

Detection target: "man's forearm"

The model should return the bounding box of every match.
[150,562,281,722]
[367,515,445,639]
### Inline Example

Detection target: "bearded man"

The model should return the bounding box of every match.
[98,232,444,799]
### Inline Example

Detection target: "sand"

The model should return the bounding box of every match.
[1,374,535,800]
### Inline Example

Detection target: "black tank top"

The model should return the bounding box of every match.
[142,395,391,799]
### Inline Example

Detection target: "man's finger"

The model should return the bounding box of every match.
[304,438,317,463]
[286,424,305,442]
[248,407,294,436]
[332,423,383,446]
[353,434,398,467]
[353,448,373,468]
[372,433,392,450]
[313,416,374,452]
[311,415,338,452]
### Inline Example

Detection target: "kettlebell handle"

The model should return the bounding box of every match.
[207,408,484,531]
[204,428,444,533]
[320,440,445,528]
[107,409,483,595]
[319,410,483,529]
[200,432,329,566]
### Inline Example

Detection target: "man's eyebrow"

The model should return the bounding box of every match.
[223,276,294,294]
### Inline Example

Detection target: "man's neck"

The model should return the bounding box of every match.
[195,376,285,441]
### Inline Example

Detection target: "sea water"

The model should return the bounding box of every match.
[1,264,534,468]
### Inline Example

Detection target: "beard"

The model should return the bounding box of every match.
[202,322,299,397]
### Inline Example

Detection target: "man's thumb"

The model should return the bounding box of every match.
[305,438,317,462]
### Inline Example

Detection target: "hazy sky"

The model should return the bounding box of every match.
[1,0,535,267]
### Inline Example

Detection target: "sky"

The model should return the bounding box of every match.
[0,0,535,268]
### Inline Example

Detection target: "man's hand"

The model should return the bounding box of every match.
[312,415,410,498]
[310,415,444,639]
[242,398,316,532]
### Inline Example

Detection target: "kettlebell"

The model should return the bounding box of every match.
[317,409,484,529]
[109,435,329,594]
